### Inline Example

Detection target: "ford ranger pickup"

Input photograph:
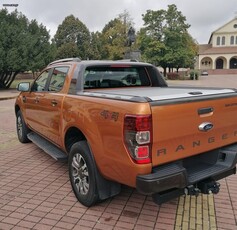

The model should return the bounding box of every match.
[15,58,237,206]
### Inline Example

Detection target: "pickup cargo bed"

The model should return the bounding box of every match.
[84,87,236,103]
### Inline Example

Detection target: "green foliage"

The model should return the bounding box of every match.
[0,5,199,89]
[0,9,52,89]
[89,32,102,60]
[56,43,79,59]
[138,4,198,76]
[54,15,91,59]
[190,70,199,80]
[100,11,135,60]
[100,18,126,60]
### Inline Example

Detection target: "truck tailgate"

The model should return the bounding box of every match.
[150,88,237,166]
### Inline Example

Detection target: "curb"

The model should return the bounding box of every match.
[0,96,18,101]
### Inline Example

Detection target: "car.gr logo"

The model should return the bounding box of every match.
[199,122,214,132]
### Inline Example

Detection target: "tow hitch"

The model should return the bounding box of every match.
[197,179,220,194]
[185,179,220,196]
[152,179,220,205]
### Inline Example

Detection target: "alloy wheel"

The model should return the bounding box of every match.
[71,153,89,195]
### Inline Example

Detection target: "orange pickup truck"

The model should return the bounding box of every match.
[15,58,237,206]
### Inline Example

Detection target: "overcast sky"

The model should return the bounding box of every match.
[1,0,237,44]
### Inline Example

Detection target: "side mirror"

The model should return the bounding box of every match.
[17,82,30,92]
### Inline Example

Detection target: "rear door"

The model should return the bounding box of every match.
[42,66,69,145]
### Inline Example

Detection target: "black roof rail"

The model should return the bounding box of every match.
[48,57,81,66]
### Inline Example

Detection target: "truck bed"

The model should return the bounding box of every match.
[82,87,236,103]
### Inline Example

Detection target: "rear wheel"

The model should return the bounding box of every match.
[16,110,31,143]
[68,141,99,207]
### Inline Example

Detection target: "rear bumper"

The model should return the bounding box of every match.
[136,144,237,195]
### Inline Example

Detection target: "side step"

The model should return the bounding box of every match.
[27,132,68,162]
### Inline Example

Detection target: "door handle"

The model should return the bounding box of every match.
[22,96,26,103]
[51,100,58,107]
[198,107,214,117]
[34,97,39,103]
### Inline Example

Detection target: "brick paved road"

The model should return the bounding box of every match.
[0,75,237,229]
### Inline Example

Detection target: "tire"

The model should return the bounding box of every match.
[16,110,31,143]
[68,141,99,207]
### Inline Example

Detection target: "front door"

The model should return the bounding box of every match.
[25,66,69,146]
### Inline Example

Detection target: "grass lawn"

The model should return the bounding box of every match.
[10,79,33,89]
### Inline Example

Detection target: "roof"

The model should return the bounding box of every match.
[208,17,237,44]
[199,45,237,55]
[199,44,212,53]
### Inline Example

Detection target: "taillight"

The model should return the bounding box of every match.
[124,115,152,164]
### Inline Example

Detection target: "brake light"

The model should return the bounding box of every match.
[124,115,152,164]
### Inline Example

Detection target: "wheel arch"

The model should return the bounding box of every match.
[15,104,20,115]
[64,126,87,154]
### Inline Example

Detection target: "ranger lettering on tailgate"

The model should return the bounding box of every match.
[157,129,237,156]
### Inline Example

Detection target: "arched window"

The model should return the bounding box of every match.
[221,36,225,45]
[231,36,234,45]
[217,36,220,45]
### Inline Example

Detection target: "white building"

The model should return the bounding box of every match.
[198,17,237,74]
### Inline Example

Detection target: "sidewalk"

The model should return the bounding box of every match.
[0,89,19,101]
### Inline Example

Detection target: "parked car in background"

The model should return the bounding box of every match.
[201,70,209,76]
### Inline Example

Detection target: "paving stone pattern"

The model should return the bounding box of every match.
[1,75,237,229]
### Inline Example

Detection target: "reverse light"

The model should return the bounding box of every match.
[136,131,150,144]
[124,115,152,164]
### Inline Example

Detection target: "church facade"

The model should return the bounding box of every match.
[197,17,237,74]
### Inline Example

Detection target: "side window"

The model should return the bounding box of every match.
[48,67,69,92]
[68,77,77,95]
[31,69,49,92]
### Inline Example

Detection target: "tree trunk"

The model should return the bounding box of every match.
[0,71,19,89]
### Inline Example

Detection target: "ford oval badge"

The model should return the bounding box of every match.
[199,122,214,132]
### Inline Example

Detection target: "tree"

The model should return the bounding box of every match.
[0,9,51,89]
[138,4,198,76]
[27,20,52,75]
[100,18,126,60]
[89,32,102,60]
[100,11,135,60]
[54,15,91,59]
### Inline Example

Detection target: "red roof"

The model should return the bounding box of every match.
[199,45,237,55]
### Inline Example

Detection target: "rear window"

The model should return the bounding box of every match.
[84,66,151,89]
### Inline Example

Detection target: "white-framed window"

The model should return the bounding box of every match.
[217,36,220,45]
[221,36,225,45]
